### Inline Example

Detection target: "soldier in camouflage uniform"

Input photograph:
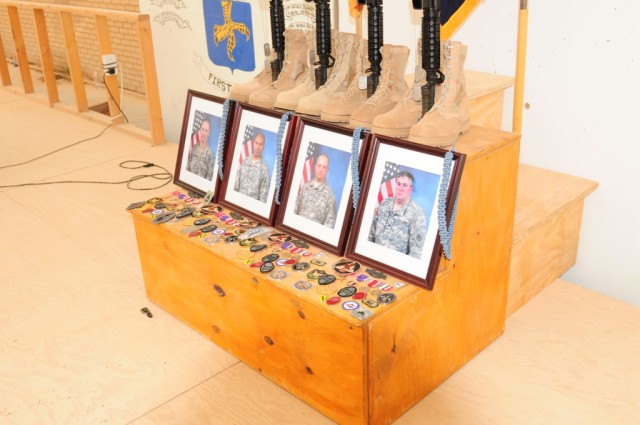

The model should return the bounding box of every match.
[368,171,427,258]
[234,132,270,202]
[186,119,215,180]
[295,154,337,228]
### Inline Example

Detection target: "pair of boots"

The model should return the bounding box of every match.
[229,30,357,114]
[372,40,470,147]
[320,42,411,130]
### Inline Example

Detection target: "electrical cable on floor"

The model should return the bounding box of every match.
[0,124,113,170]
[0,160,172,191]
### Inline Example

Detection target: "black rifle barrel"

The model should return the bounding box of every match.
[306,0,333,89]
[270,0,286,80]
[363,0,383,98]
[416,0,444,114]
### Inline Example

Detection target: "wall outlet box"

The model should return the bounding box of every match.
[102,54,117,67]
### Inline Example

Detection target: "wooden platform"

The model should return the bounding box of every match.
[509,164,599,315]
[4,82,634,425]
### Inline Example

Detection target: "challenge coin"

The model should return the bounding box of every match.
[337,286,357,297]
[377,293,397,304]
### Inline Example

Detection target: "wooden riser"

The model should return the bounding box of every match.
[508,164,598,315]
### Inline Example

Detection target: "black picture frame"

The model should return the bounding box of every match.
[345,134,466,290]
[275,117,370,255]
[174,90,235,200]
[218,103,297,225]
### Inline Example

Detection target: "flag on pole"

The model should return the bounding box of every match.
[377,161,401,206]
[441,0,482,40]
[238,125,256,164]
[349,0,364,18]
[300,142,317,191]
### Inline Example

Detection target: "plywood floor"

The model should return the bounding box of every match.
[1,88,639,425]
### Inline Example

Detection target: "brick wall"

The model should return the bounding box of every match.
[0,0,146,94]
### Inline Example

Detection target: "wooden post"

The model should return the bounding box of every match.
[7,5,34,93]
[33,8,59,105]
[94,15,123,123]
[59,11,88,112]
[512,0,528,134]
[137,15,165,145]
[0,32,11,86]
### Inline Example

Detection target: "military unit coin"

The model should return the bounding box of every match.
[362,298,379,308]
[194,218,211,226]
[268,233,291,242]
[270,270,287,280]
[337,286,357,297]
[230,211,244,220]
[310,258,326,266]
[204,236,220,245]
[351,308,373,320]
[250,243,267,252]
[306,269,325,280]
[292,262,310,271]
[213,228,225,235]
[261,253,279,263]
[333,260,361,274]
[154,203,166,209]
[352,292,366,300]
[326,296,341,306]
[152,212,175,224]
[377,293,397,304]
[317,274,336,285]
[126,201,147,210]
[294,280,313,290]
[239,238,257,247]
[260,262,275,273]
[225,235,239,243]
[342,301,360,310]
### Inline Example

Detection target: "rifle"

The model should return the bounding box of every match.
[413,0,445,114]
[269,0,286,80]
[357,0,383,98]
[305,0,334,89]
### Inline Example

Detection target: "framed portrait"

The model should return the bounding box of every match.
[218,103,296,225]
[276,117,370,255]
[345,134,466,290]
[174,90,235,198]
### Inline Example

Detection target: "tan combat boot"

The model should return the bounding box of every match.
[320,38,369,123]
[349,44,410,129]
[408,40,471,147]
[248,29,308,109]
[371,38,443,138]
[228,55,274,103]
[296,31,357,116]
[274,30,326,111]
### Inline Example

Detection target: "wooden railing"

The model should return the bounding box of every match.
[0,1,165,145]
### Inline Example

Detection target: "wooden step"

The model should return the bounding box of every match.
[508,164,598,315]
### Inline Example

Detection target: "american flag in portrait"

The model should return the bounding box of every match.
[377,161,401,206]
[300,142,317,191]
[238,125,257,164]
[191,110,206,150]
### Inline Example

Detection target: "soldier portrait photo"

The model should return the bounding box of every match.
[233,126,277,203]
[185,111,221,181]
[368,164,439,259]
[293,142,350,230]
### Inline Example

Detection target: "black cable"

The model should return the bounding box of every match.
[0,160,172,191]
[102,71,129,123]
[0,124,113,170]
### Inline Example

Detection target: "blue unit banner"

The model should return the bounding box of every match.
[204,0,256,73]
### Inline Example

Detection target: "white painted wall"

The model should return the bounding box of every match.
[143,0,640,306]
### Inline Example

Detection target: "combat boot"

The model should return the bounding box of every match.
[274,30,326,110]
[228,55,273,103]
[371,38,443,138]
[349,44,410,129]
[320,38,369,123]
[248,29,308,109]
[408,40,471,147]
[296,31,357,116]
